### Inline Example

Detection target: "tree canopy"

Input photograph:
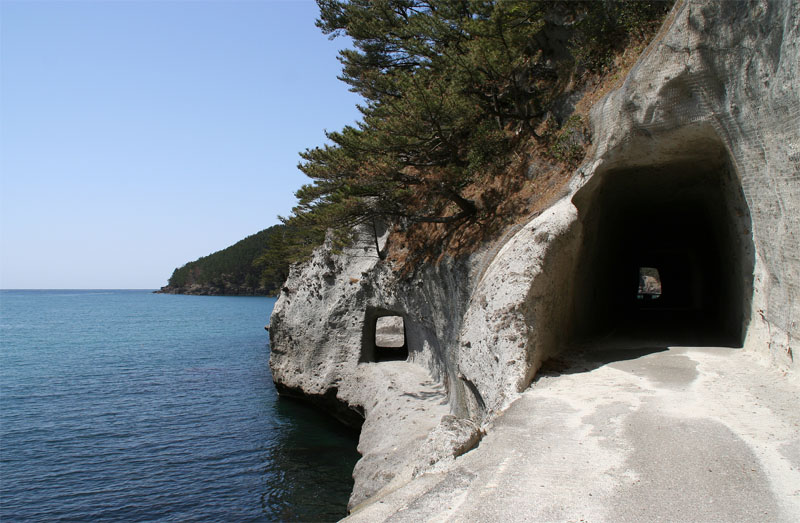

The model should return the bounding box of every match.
[284,0,671,259]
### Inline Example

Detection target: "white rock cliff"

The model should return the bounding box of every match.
[269,0,799,513]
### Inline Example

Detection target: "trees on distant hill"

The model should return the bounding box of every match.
[165,225,292,295]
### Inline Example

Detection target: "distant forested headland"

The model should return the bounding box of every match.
[157,225,295,296]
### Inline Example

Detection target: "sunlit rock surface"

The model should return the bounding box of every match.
[269,0,799,516]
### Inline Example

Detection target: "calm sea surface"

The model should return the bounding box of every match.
[0,290,359,522]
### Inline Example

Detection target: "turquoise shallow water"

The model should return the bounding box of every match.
[0,290,359,522]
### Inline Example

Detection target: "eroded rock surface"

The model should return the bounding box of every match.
[269,225,481,509]
[269,0,799,515]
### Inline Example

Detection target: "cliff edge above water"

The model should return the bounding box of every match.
[269,0,800,518]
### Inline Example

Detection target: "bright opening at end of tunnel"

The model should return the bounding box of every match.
[638,267,662,300]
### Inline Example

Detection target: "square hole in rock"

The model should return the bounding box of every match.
[374,316,407,361]
[375,316,405,347]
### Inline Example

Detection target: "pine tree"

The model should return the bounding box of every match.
[282,0,672,260]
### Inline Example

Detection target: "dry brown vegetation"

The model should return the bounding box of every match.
[386,27,664,273]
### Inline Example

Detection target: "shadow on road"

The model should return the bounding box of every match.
[535,345,670,379]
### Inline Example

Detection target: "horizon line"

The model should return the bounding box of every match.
[0,288,158,291]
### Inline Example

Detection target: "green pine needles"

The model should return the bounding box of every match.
[282,0,672,261]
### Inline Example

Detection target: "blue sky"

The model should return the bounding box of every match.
[0,0,362,289]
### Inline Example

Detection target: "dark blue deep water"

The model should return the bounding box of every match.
[0,290,359,522]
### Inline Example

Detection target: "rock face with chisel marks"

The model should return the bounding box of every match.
[269,0,799,513]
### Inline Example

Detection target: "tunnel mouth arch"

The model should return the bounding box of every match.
[570,139,754,349]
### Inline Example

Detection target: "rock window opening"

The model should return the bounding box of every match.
[376,316,405,347]
[362,313,409,363]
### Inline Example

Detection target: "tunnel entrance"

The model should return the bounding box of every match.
[571,154,753,348]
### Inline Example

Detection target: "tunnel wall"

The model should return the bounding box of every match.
[575,0,799,369]
[268,7,800,500]
[457,0,799,414]
[266,4,799,511]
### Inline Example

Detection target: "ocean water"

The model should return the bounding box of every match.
[0,290,359,522]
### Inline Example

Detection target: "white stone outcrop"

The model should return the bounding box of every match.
[269,0,799,513]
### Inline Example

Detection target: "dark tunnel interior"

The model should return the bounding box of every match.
[571,159,753,348]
